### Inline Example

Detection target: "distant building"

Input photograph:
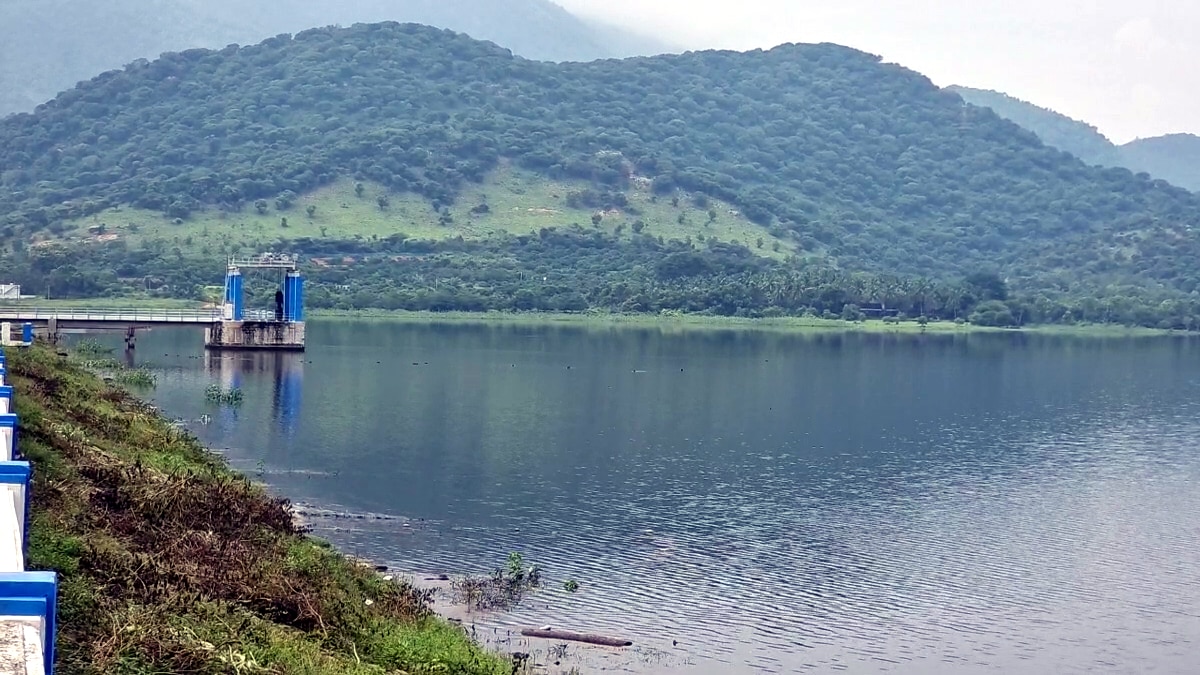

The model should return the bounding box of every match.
[0,285,20,299]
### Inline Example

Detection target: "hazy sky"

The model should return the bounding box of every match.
[558,0,1197,144]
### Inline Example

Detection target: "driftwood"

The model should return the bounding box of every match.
[520,628,633,647]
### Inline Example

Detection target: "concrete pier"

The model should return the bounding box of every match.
[204,321,306,351]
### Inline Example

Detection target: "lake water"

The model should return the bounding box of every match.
[110,321,1200,674]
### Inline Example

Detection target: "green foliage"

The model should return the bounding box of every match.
[1,22,1197,298]
[951,86,1200,191]
[949,86,1122,167]
[0,0,669,120]
[969,300,1017,327]
[11,345,508,674]
[72,339,114,356]
[111,367,157,388]
[1120,134,1200,193]
[450,552,542,611]
[2,24,1200,328]
[205,384,244,405]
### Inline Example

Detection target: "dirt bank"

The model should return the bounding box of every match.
[11,345,509,674]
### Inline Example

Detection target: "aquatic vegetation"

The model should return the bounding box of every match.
[111,367,157,388]
[73,349,157,389]
[452,552,543,611]
[77,358,122,370]
[205,384,244,405]
[71,339,115,356]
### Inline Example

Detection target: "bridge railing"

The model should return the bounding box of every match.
[0,349,57,674]
[0,308,223,323]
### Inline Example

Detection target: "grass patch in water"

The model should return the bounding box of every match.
[205,384,244,406]
[11,345,509,674]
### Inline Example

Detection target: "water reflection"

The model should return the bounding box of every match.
[108,323,1200,674]
[199,350,305,439]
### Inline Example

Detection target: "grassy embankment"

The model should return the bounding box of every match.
[60,165,797,259]
[2,298,1178,337]
[12,345,509,674]
[305,309,1176,337]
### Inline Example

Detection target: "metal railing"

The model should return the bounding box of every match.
[0,308,223,324]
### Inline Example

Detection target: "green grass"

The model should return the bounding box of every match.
[11,345,510,674]
[309,309,1178,337]
[61,165,796,259]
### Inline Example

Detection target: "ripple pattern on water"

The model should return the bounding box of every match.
[131,327,1200,674]
[323,407,1200,674]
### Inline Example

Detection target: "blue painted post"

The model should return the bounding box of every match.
[0,415,16,461]
[0,462,31,559]
[22,323,33,344]
[225,267,245,321]
[295,274,305,322]
[281,274,293,322]
[283,272,303,323]
[0,571,58,671]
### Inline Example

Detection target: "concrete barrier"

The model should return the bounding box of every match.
[0,347,56,674]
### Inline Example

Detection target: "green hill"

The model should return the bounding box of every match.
[946,86,1123,168]
[62,166,796,260]
[1121,134,1200,192]
[0,0,669,117]
[949,86,1200,191]
[3,23,1200,328]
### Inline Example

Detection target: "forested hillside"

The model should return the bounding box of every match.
[946,86,1122,168]
[3,23,1200,328]
[951,86,1200,191]
[1121,135,1200,193]
[0,0,667,116]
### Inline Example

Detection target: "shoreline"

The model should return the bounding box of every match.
[13,345,515,674]
[308,309,1181,338]
[2,298,1186,337]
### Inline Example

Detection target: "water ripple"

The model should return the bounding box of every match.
[138,328,1200,674]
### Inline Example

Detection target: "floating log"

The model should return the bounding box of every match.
[520,628,632,647]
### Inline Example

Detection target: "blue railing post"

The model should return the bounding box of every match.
[0,356,58,674]
[0,462,31,560]
[0,572,57,671]
[0,415,18,461]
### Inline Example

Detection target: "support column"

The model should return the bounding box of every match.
[224,267,244,321]
[283,272,304,322]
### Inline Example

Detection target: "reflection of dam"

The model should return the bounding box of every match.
[205,351,304,438]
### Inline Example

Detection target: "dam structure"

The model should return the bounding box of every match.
[205,254,306,351]
[0,254,307,353]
